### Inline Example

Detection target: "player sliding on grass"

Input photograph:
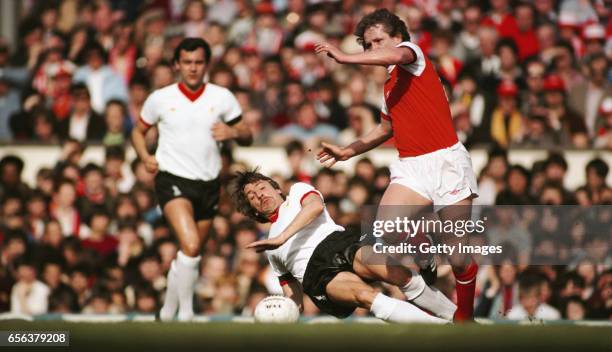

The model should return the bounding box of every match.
[233,170,456,323]
[315,9,479,322]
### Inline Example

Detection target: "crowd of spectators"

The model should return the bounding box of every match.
[0,0,610,320]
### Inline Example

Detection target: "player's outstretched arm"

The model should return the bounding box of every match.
[131,119,158,174]
[315,42,415,67]
[317,118,393,167]
[211,119,253,146]
[282,280,304,313]
[246,194,324,252]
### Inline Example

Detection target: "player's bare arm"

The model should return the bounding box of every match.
[246,193,324,252]
[211,119,253,146]
[281,280,304,313]
[131,119,158,173]
[315,42,415,67]
[316,118,393,167]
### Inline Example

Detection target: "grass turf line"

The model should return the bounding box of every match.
[0,321,610,352]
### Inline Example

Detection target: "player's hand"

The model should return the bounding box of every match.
[246,236,286,253]
[211,121,238,141]
[316,142,351,167]
[143,155,159,174]
[314,42,346,63]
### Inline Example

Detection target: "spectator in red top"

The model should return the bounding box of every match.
[512,2,540,61]
[108,22,137,84]
[81,209,118,257]
[404,5,431,55]
[49,63,75,121]
[431,30,463,88]
[482,0,519,39]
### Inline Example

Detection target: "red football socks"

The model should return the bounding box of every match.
[453,260,478,322]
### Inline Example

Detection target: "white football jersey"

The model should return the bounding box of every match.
[140,83,242,181]
[265,182,344,283]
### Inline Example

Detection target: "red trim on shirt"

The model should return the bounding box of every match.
[178,82,206,102]
[299,191,321,205]
[381,112,391,121]
[268,206,280,223]
[279,275,296,286]
[138,115,152,128]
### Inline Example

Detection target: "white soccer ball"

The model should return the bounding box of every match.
[254,296,300,323]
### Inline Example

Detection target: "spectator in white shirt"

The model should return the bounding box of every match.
[10,256,50,315]
[507,273,561,321]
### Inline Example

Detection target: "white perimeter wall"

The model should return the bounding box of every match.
[1,145,611,191]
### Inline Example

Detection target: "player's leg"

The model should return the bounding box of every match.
[162,198,203,321]
[438,197,478,322]
[377,183,439,284]
[159,257,179,321]
[352,247,456,321]
[325,271,447,324]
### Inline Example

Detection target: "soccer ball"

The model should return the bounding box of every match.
[254,296,300,323]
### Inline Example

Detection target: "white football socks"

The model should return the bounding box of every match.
[175,251,201,321]
[401,272,457,321]
[370,293,448,324]
[159,259,179,321]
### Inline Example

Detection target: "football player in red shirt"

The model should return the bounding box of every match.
[315,9,479,322]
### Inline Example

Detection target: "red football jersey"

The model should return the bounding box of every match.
[381,41,458,157]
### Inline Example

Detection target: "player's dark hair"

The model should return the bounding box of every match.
[231,168,283,223]
[354,8,410,49]
[173,37,212,64]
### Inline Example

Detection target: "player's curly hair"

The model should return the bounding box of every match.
[230,168,284,223]
[354,8,410,49]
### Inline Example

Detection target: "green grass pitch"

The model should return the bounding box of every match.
[1,320,610,352]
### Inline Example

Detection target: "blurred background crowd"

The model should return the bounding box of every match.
[0,0,610,320]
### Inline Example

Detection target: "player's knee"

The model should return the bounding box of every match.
[386,265,412,286]
[354,289,377,308]
[181,242,201,257]
[448,253,470,269]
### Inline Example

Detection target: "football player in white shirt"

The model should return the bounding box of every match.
[232,170,456,323]
[131,38,252,321]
